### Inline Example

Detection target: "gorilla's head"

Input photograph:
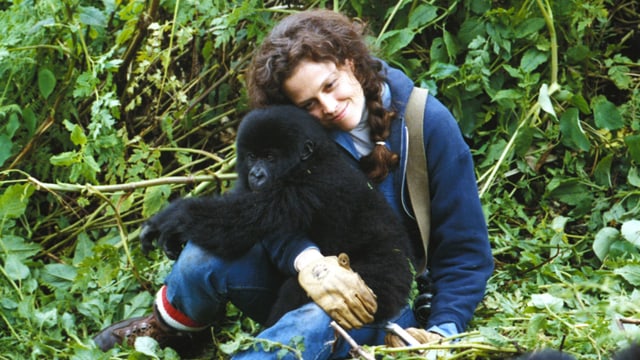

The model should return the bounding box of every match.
[235,105,335,191]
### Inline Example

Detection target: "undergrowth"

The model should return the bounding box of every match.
[0,0,639,359]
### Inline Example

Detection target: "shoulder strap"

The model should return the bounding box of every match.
[405,86,431,272]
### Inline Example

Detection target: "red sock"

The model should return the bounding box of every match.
[155,285,208,331]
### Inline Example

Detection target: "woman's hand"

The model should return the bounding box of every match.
[298,253,377,329]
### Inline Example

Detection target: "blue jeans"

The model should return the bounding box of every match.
[164,242,419,359]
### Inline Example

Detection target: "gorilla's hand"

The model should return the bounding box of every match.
[140,201,190,260]
[298,253,378,329]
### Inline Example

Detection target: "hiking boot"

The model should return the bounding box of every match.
[93,306,192,351]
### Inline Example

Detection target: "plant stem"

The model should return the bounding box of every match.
[536,0,558,85]
[24,174,236,193]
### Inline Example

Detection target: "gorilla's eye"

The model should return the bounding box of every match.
[265,151,275,161]
[247,153,256,161]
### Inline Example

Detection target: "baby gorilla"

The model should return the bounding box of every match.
[141,105,414,326]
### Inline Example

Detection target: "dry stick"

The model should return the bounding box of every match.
[329,321,375,360]
[617,317,640,331]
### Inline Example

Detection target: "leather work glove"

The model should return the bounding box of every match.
[298,253,377,329]
[384,327,444,347]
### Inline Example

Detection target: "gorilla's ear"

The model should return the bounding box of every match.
[301,140,314,160]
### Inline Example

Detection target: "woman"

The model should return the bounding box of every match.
[94,9,494,359]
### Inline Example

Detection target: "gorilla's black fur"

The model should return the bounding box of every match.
[141,105,414,326]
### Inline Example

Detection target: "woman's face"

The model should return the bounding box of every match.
[283,60,365,131]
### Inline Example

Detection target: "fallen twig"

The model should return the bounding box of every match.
[329,321,375,360]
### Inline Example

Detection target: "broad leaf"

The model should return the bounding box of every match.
[0,235,41,260]
[529,293,564,312]
[593,227,620,261]
[559,107,590,151]
[4,255,30,280]
[593,96,624,130]
[78,6,107,28]
[614,265,640,286]
[0,184,35,219]
[625,134,640,163]
[629,166,640,188]
[621,220,640,247]
[593,154,613,188]
[142,185,171,218]
[37,68,56,100]
[520,49,547,73]
[408,4,437,29]
[41,263,77,290]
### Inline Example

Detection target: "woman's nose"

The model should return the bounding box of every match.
[318,94,337,115]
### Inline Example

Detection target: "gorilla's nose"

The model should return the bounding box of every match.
[249,168,268,190]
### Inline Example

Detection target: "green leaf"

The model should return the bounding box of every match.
[134,336,161,358]
[72,232,95,265]
[37,68,56,100]
[593,96,624,130]
[142,185,171,218]
[70,124,87,146]
[527,313,547,338]
[621,220,640,247]
[443,29,459,59]
[520,49,547,73]
[408,4,438,29]
[569,93,591,114]
[50,151,81,166]
[0,235,41,260]
[458,18,485,46]
[625,134,640,163]
[593,227,620,261]
[514,126,533,156]
[0,184,35,219]
[73,72,99,98]
[429,62,459,79]
[529,293,564,312]
[6,112,20,138]
[593,154,613,188]
[566,45,590,63]
[469,0,491,14]
[514,18,545,39]
[78,6,107,28]
[22,107,36,135]
[559,108,590,151]
[629,166,640,188]
[545,178,590,206]
[378,28,415,55]
[41,263,77,290]
[34,308,57,328]
[614,265,640,286]
[4,255,31,280]
[0,134,12,167]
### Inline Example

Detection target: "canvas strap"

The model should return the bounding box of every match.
[405,86,430,272]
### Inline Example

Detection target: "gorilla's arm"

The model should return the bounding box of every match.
[140,184,324,259]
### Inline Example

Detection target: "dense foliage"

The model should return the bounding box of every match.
[0,0,638,358]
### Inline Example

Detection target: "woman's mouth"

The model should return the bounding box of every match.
[331,104,348,123]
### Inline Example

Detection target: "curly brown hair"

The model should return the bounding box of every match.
[245,9,398,183]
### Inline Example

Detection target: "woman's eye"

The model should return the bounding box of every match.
[302,101,315,111]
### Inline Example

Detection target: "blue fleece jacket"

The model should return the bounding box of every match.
[260,61,494,333]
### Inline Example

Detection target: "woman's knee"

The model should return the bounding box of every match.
[170,242,226,283]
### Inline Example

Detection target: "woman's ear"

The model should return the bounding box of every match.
[345,58,355,72]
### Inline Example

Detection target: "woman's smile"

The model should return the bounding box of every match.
[284,60,365,131]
